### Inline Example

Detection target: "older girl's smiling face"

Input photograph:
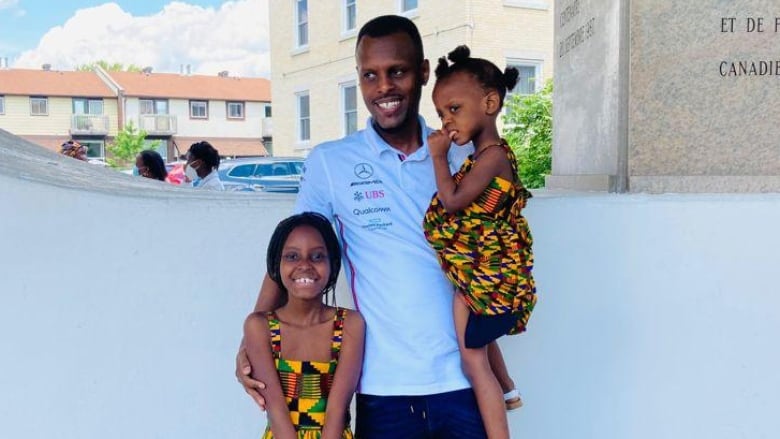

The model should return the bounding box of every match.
[279,225,331,302]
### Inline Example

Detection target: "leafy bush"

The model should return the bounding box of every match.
[106,122,159,169]
[502,79,552,189]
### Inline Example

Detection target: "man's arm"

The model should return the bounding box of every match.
[236,274,284,409]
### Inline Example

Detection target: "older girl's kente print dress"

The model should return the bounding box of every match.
[261,308,353,439]
[423,141,537,335]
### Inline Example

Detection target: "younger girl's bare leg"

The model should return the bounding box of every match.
[488,341,522,409]
[454,296,509,439]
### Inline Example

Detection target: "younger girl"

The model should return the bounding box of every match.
[244,212,365,439]
[423,46,538,439]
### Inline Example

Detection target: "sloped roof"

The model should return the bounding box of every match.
[174,136,268,157]
[109,71,271,102]
[0,69,116,98]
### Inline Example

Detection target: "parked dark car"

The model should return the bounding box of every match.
[218,157,304,193]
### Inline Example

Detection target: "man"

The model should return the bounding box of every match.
[237,15,485,438]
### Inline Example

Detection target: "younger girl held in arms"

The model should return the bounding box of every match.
[244,212,365,439]
[423,45,538,439]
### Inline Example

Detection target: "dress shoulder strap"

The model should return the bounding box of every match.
[330,308,347,361]
[500,139,533,201]
[265,311,282,360]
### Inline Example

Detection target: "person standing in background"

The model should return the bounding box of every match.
[184,141,224,191]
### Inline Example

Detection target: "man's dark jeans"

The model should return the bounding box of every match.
[355,388,487,439]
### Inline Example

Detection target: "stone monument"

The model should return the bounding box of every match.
[549,0,780,192]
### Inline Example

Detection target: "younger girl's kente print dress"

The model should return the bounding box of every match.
[423,141,537,338]
[261,308,353,439]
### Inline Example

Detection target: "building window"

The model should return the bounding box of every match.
[264,106,272,118]
[227,102,245,119]
[506,60,542,101]
[296,92,310,142]
[78,140,105,160]
[401,0,418,13]
[30,97,48,116]
[343,0,357,33]
[73,98,103,115]
[295,0,308,48]
[341,82,357,136]
[144,138,167,161]
[190,100,208,119]
[139,99,169,115]
[0,96,4,115]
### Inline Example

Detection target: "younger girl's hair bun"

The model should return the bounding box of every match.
[447,45,471,64]
[435,55,450,78]
[503,66,520,92]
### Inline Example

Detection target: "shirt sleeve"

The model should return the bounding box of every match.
[447,141,474,174]
[294,148,334,220]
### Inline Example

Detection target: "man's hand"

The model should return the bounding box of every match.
[428,128,454,159]
[236,344,267,410]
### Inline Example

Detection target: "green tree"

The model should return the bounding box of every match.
[76,60,143,72]
[502,79,552,189]
[106,122,159,168]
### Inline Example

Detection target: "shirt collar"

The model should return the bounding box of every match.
[195,170,218,186]
[364,116,432,161]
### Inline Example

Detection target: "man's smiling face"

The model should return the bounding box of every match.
[356,32,429,135]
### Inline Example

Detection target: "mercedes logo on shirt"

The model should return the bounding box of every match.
[354,163,374,179]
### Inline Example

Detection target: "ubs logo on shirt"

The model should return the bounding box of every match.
[354,190,385,202]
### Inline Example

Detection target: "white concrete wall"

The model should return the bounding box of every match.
[2,131,779,438]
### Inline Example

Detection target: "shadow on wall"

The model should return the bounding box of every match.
[3,129,780,438]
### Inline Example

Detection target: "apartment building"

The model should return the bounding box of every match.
[269,0,554,157]
[102,70,272,160]
[0,67,119,160]
[0,66,272,161]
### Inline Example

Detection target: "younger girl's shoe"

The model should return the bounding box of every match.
[504,389,523,411]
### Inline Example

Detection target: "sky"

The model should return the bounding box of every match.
[0,0,270,77]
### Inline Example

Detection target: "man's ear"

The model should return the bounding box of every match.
[421,59,430,86]
[484,90,502,115]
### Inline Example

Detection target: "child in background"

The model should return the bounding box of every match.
[244,212,365,439]
[423,45,538,439]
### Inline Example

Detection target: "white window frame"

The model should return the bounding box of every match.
[503,0,549,10]
[506,59,543,95]
[78,140,105,160]
[73,98,104,115]
[503,59,543,118]
[227,101,245,120]
[342,0,357,36]
[294,0,309,49]
[30,97,48,116]
[399,0,418,16]
[0,96,4,115]
[139,99,169,115]
[340,81,358,136]
[296,91,311,143]
[190,100,208,119]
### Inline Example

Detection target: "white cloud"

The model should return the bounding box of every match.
[0,0,19,10]
[13,0,270,77]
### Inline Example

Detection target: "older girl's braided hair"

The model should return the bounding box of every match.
[434,45,520,110]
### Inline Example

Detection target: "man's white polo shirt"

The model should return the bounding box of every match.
[295,118,473,396]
